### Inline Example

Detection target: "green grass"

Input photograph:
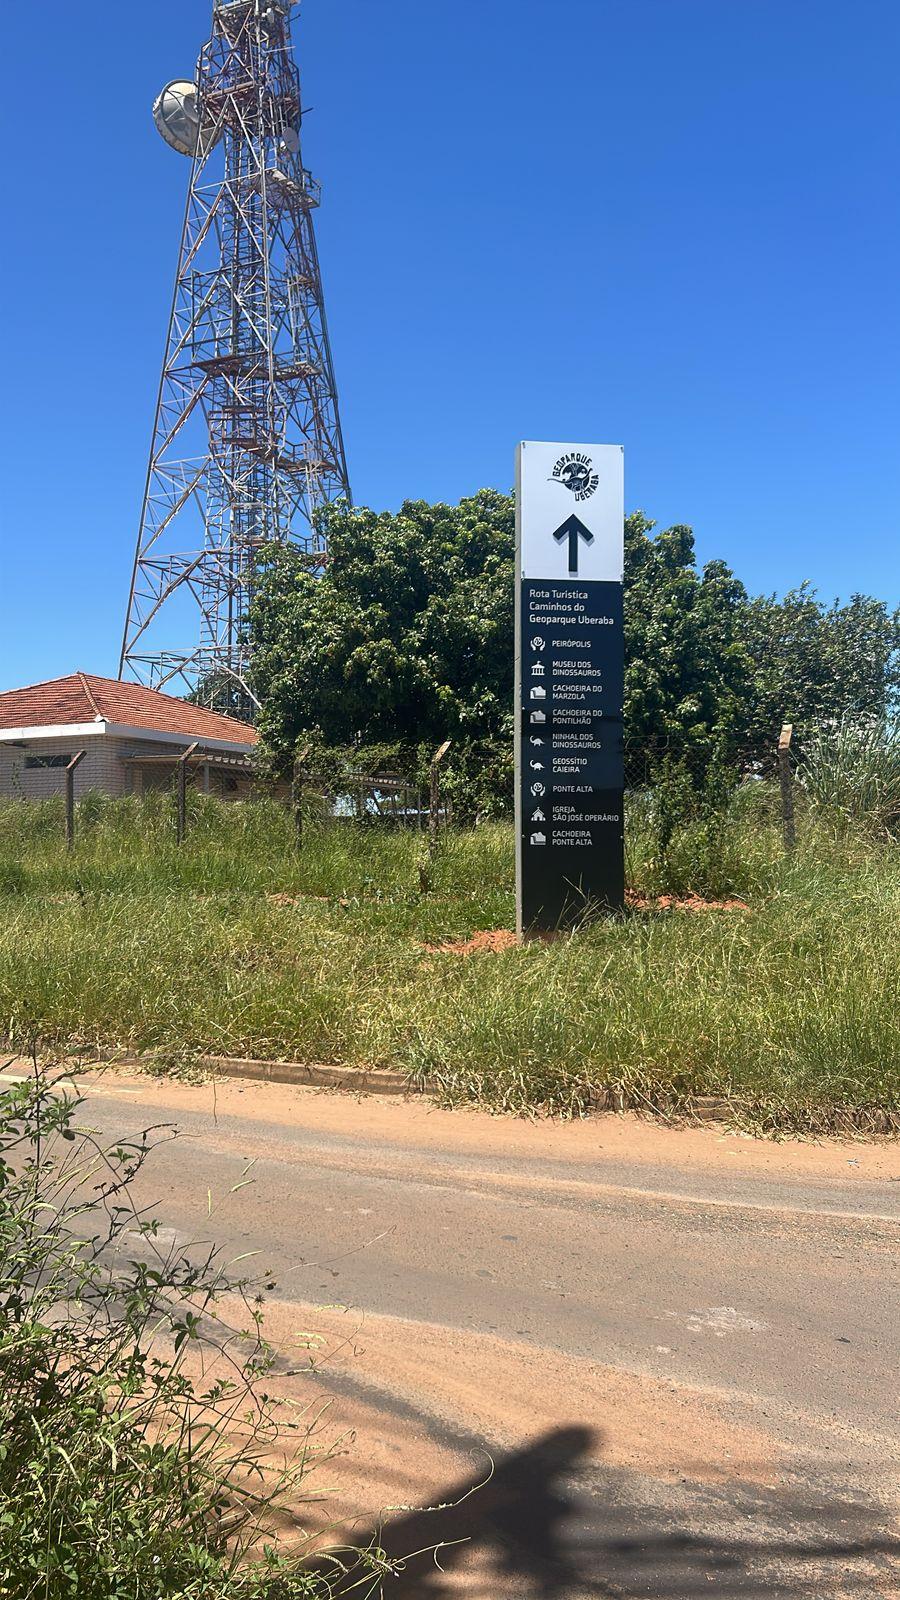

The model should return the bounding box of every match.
[1,789,898,1130]
[797,715,900,835]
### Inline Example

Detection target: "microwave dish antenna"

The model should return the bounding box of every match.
[152,81,200,156]
[153,80,221,157]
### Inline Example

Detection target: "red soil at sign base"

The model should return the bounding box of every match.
[423,930,520,956]
[425,897,750,955]
[626,892,751,914]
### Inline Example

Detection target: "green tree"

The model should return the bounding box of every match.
[742,585,900,746]
[250,491,515,814]
[623,513,752,769]
[251,491,515,752]
[249,492,900,806]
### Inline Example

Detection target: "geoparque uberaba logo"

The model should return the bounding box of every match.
[550,452,600,503]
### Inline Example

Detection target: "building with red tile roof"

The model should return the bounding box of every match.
[0,673,258,801]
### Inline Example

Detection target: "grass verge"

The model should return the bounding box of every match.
[0,791,897,1131]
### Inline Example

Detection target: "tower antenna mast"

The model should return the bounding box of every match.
[120,0,350,713]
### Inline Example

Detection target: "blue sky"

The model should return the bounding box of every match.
[1,0,898,689]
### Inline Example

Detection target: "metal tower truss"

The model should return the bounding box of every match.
[121,0,350,708]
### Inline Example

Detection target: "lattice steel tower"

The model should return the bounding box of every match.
[121,0,350,711]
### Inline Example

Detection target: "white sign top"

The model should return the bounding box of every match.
[517,441,624,582]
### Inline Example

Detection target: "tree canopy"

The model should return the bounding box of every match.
[249,492,900,806]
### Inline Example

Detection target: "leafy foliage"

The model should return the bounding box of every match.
[250,493,900,807]
[251,491,514,742]
[622,515,752,767]
[743,586,900,745]
[250,492,514,817]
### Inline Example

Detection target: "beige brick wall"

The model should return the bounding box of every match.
[0,736,194,801]
[0,746,25,799]
[0,736,257,802]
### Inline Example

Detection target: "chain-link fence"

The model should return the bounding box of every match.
[287,732,798,845]
[117,733,801,846]
[299,771,432,828]
[292,736,793,828]
[622,739,776,792]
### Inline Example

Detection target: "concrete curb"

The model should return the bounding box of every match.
[176,1064,900,1132]
[1,1049,421,1098]
[5,1047,898,1133]
[201,1055,421,1096]
[75,1051,427,1098]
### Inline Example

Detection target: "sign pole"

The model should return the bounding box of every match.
[515,442,625,939]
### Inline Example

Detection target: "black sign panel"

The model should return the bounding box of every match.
[518,579,624,934]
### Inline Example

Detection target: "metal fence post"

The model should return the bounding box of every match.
[177,742,200,845]
[778,723,795,852]
[65,751,87,852]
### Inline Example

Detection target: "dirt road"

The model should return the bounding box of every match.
[9,1068,898,1597]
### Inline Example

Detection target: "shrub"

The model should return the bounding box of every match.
[0,1060,374,1599]
[629,758,761,899]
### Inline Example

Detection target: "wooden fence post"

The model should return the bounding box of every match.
[429,740,452,858]
[176,742,200,845]
[418,742,451,896]
[291,746,309,847]
[65,751,86,852]
[778,723,795,852]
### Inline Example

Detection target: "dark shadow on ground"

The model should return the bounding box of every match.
[315,1425,899,1599]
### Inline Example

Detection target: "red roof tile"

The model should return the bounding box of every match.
[0,673,258,746]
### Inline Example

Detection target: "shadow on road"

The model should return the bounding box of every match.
[319,1425,898,1599]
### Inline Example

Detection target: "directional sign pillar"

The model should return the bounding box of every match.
[515,442,625,938]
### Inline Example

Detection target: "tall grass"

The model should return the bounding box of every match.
[0,792,897,1129]
[798,716,900,837]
